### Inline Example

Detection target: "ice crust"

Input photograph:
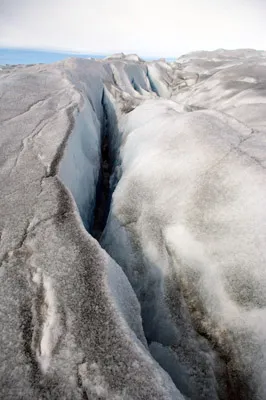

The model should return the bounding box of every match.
[1,49,266,399]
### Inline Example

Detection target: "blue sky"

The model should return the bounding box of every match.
[0,0,265,62]
[0,48,106,65]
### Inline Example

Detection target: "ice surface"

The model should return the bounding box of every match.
[1,49,266,399]
[0,57,183,400]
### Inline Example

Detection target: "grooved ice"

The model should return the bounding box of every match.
[1,50,266,399]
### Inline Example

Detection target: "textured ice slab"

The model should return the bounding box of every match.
[173,49,266,132]
[0,59,182,399]
[1,49,266,399]
[102,99,266,399]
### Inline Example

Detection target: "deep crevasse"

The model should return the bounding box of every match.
[58,56,266,399]
[1,52,266,400]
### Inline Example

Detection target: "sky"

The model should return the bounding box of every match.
[0,48,106,65]
[0,0,265,59]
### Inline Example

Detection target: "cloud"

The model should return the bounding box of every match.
[0,0,265,57]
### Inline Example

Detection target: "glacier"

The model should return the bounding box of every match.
[1,49,266,399]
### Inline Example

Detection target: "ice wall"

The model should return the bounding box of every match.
[101,99,266,399]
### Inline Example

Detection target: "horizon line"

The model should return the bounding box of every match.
[0,46,178,60]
